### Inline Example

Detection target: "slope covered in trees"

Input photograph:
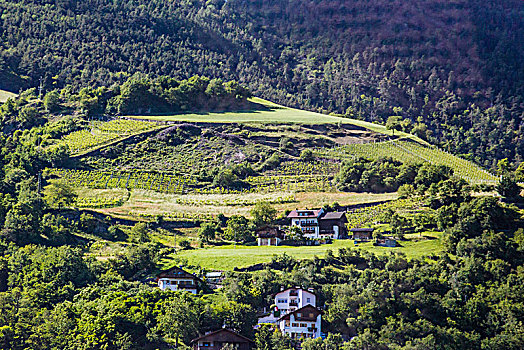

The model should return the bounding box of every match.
[0,0,522,169]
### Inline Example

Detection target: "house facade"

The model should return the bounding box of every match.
[256,225,285,246]
[287,209,324,238]
[257,287,316,324]
[288,209,348,239]
[277,305,322,340]
[156,266,199,294]
[275,288,316,315]
[191,329,254,350]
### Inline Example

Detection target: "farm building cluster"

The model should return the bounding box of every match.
[256,208,397,247]
[156,267,323,346]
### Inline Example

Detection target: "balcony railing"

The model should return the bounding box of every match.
[299,222,318,227]
[289,302,298,307]
[289,291,298,296]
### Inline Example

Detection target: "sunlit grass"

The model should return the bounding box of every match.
[0,89,17,103]
[165,231,444,270]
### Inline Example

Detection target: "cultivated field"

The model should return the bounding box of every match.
[89,189,397,219]
[315,138,498,184]
[56,119,165,155]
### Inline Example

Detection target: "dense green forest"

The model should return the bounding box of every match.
[0,0,523,169]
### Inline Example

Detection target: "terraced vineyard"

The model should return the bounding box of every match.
[46,167,338,196]
[266,161,340,176]
[346,198,424,228]
[315,139,498,184]
[58,119,161,154]
[46,168,198,194]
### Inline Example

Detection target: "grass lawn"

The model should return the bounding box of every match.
[124,97,423,142]
[164,231,444,270]
[0,89,17,103]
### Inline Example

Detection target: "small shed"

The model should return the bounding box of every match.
[350,227,374,240]
[256,225,285,246]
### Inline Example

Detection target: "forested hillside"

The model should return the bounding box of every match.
[0,0,522,168]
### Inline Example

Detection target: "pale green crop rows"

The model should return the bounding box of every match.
[314,139,497,184]
[59,119,160,154]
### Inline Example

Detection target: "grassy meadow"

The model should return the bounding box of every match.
[164,231,444,270]
[126,97,417,139]
[0,89,17,103]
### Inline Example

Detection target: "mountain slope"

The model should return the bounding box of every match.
[0,0,522,166]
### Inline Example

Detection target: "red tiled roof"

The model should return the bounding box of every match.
[277,304,322,321]
[190,329,254,344]
[287,209,322,218]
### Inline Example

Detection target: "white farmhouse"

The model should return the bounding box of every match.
[287,209,324,238]
[275,287,316,315]
[257,287,316,324]
[277,305,322,340]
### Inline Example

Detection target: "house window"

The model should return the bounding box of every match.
[309,313,314,318]
[307,298,311,303]
[300,323,307,327]
[203,342,211,347]
[296,313,302,317]
[292,323,299,327]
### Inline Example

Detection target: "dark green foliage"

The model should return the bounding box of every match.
[428,177,471,209]
[109,242,161,280]
[43,91,61,113]
[198,222,217,242]
[106,75,251,115]
[441,197,519,254]
[224,215,253,242]
[300,149,314,162]
[42,178,77,209]
[336,158,453,193]
[178,239,192,250]
[213,168,248,189]
[497,174,522,201]
[128,222,150,243]
[250,201,277,227]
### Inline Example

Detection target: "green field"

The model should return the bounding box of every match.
[0,89,17,103]
[166,232,443,270]
[126,97,413,138]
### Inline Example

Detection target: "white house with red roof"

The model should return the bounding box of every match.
[277,305,322,340]
[274,287,316,315]
[287,209,324,238]
[257,287,316,324]
[287,208,348,239]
